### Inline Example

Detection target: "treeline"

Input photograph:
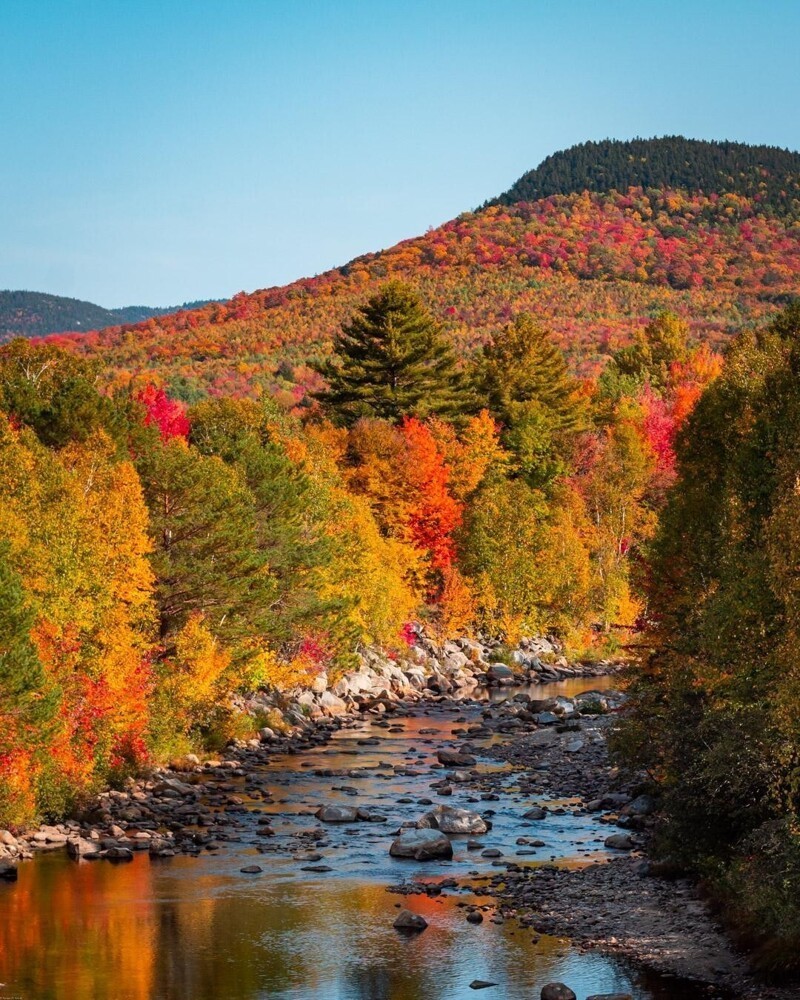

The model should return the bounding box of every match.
[620,303,800,974]
[0,283,717,826]
[492,136,800,218]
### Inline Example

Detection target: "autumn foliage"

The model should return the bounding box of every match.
[0,289,720,826]
[40,187,799,406]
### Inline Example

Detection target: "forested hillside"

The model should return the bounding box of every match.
[492,137,800,216]
[0,290,218,342]
[5,136,800,978]
[45,186,799,402]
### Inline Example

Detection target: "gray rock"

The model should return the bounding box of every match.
[66,837,100,859]
[448,769,472,783]
[310,672,328,694]
[0,861,18,882]
[437,748,476,766]
[625,794,656,816]
[154,776,195,796]
[393,909,428,932]
[105,847,134,861]
[604,833,635,850]
[466,910,484,923]
[417,805,489,835]
[318,691,348,715]
[469,979,497,989]
[487,663,514,683]
[389,828,453,861]
[541,986,577,1000]
[356,808,388,822]
[315,805,359,823]
[443,650,470,671]
[240,865,263,874]
[586,995,633,1000]
[523,806,547,821]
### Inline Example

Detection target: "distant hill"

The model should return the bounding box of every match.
[37,136,800,402]
[0,290,221,342]
[491,137,800,217]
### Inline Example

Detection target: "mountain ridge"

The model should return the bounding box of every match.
[33,137,800,400]
[0,290,222,342]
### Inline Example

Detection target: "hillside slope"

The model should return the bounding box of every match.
[42,138,800,402]
[0,290,219,342]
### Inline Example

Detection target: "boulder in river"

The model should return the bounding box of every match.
[541,985,577,1000]
[417,805,490,835]
[315,805,359,823]
[66,837,100,860]
[586,995,634,1000]
[393,909,428,932]
[105,847,134,862]
[0,861,18,882]
[523,806,547,821]
[389,828,453,861]
[437,748,476,767]
[604,833,634,850]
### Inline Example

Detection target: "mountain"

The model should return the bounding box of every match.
[0,290,220,342]
[41,137,800,402]
[490,136,800,216]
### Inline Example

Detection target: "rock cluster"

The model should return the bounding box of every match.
[240,631,619,726]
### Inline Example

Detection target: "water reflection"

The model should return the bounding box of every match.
[0,856,652,1000]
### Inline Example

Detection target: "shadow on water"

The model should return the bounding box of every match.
[0,677,729,1000]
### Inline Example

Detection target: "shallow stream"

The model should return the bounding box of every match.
[0,678,716,1000]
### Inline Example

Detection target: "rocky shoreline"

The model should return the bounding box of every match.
[477,711,796,1000]
[0,633,611,871]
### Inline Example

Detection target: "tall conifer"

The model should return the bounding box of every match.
[314,282,466,425]
[480,313,584,431]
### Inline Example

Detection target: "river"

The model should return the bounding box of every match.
[0,677,717,1000]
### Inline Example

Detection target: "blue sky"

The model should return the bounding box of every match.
[1,0,798,306]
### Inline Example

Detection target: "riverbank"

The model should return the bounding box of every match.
[479,710,797,1000]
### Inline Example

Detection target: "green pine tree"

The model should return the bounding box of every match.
[480,312,585,431]
[313,282,467,425]
[478,313,586,488]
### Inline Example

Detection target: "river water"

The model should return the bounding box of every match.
[0,678,717,1000]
